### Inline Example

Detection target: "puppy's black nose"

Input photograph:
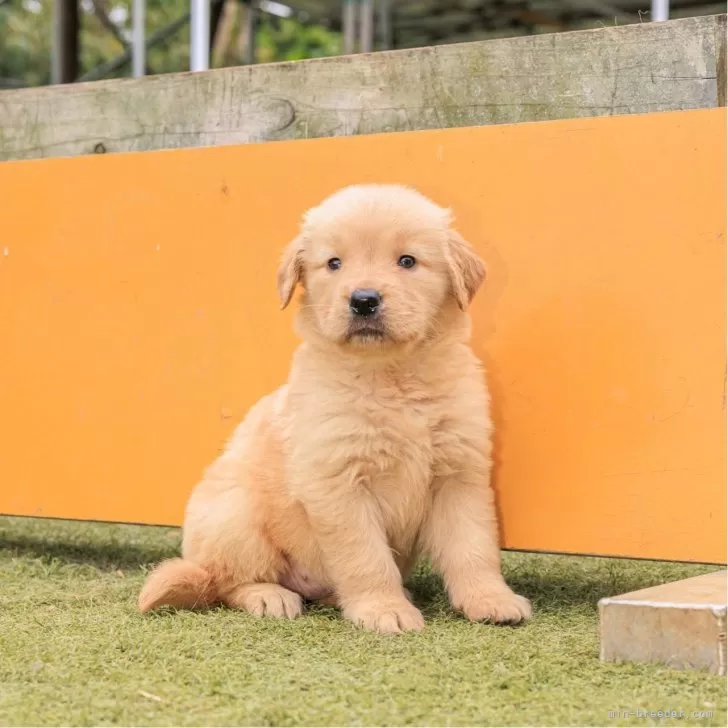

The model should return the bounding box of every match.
[349,289,381,317]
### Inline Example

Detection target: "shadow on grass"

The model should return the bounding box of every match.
[1,517,708,612]
[0,520,179,571]
[408,565,618,616]
[505,569,637,611]
[408,556,709,616]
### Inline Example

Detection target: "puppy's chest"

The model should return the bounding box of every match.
[289,373,442,547]
[328,374,437,482]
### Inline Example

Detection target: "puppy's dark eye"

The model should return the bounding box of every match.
[327,257,342,271]
[397,255,416,269]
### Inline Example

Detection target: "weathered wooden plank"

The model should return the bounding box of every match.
[599,571,727,675]
[0,14,724,161]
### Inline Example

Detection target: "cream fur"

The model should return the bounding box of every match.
[139,184,532,633]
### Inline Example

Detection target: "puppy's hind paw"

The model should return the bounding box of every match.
[224,583,303,619]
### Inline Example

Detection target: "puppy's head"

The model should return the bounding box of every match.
[277,185,485,349]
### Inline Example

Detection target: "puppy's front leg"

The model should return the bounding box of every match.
[422,447,532,624]
[305,481,424,634]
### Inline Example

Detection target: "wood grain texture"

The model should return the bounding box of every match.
[0,14,724,161]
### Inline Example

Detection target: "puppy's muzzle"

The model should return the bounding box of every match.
[349,289,381,318]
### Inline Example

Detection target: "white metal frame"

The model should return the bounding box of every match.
[190,0,211,72]
[132,0,146,77]
[652,0,670,21]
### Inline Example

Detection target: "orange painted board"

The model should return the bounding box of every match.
[0,108,725,563]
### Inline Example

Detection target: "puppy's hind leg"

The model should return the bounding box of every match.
[155,392,303,619]
[183,516,304,620]
[183,479,304,620]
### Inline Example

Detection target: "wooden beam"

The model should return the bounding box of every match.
[0,14,724,161]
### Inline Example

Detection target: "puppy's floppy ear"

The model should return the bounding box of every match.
[444,229,486,311]
[277,235,305,310]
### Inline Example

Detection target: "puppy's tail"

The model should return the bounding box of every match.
[138,558,217,613]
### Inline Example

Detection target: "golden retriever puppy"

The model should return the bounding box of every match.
[138,184,531,633]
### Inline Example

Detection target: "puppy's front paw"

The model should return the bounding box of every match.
[457,585,532,624]
[343,596,425,634]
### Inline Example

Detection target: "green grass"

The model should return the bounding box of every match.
[0,516,724,727]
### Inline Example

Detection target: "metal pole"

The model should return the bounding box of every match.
[651,0,669,21]
[132,0,146,77]
[190,0,211,71]
[342,0,356,55]
[378,0,392,50]
[359,0,373,53]
[51,0,79,84]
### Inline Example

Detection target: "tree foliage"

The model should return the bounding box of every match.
[0,0,341,87]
